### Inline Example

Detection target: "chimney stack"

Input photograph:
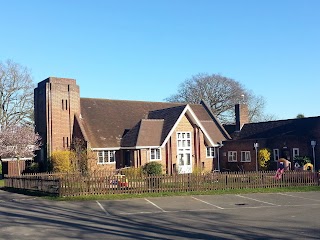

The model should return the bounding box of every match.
[235,104,248,131]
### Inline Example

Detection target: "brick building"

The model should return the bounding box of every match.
[34,77,230,174]
[221,104,320,172]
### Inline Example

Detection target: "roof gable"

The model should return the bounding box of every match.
[121,119,164,148]
[79,98,229,148]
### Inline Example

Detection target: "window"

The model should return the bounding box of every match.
[273,149,280,161]
[228,151,237,162]
[150,148,161,161]
[241,151,251,162]
[97,150,116,164]
[176,131,192,173]
[293,148,299,159]
[206,147,215,158]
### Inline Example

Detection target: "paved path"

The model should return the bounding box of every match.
[0,190,320,239]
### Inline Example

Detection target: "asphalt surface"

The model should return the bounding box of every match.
[0,189,320,239]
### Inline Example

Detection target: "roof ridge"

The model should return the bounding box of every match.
[80,97,186,105]
[142,119,164,121]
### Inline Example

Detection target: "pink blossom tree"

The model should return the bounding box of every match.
[0,125,41,175]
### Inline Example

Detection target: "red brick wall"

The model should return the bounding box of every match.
[35,78,80,165]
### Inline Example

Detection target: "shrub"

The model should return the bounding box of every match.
[51,150,75,173]
[121,167,143,178]
[258,148,271,170]
[24,162,39,173]
[142,162,162,175]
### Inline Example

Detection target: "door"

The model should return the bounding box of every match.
[124,151,131,167]
[177,132,192,174]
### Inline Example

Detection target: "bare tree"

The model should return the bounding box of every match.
[165,73,270,124]
[0,59,34,127]
[0,125,41,174]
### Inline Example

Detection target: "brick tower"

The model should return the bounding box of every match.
[34,77,80,168]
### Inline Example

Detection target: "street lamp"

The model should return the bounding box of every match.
[311,140,316,172]
[254,142,259,171]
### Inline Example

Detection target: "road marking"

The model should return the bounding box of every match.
[144,198,166,212]
[236,194,280,206]
[96,201,111,216]
[12,197,37,202]
[278,192,320,202]
[191,196,224,209]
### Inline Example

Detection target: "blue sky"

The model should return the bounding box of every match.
[1,0,319,120]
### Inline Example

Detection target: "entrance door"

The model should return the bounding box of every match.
[124,151,131,167]
[177,132,192,174]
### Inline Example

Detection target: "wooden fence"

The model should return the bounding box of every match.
[4,170,319,197]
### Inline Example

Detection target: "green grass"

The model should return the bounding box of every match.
[0,179,4,188]
[45,185,320,201]
[1,181,319,201]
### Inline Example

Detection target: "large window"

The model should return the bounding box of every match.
[150,148,161,161]
[97,150,116,164]
[176,132,192,174]
[273,149,280,161]
[206,147,215,158]
[241,151,251,162]
[228,151,237,162]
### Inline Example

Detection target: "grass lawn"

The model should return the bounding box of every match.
[1,180,319,201]
[48,185,320,201]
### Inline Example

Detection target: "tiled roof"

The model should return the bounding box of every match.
[232,116,320,140]
[201,121,228,143]
[121,119,165,147]
[79,98,229,148]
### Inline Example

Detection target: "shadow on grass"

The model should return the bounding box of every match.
[1,185,319,201]
[0,187,58,197]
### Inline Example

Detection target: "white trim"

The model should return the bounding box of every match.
[241,151,251,162]
[1,157,33,162]
[149,148,162,161]
[96,150,116,164]
[91,147,120,151]
[228,151,237,162]
[161,104,217,148]
[176,131,192,174]
[206,147,215,158]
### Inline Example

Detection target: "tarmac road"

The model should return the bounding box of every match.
[0,190,320,239]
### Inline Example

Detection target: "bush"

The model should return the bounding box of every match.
[51,150,75,173]
[258,148,271,170]
[24,162,39,173]
[121,167,143,178]
[142,162,163,175]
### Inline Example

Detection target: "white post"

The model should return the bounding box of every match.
[254,142,259,171]
[311,141,316,172]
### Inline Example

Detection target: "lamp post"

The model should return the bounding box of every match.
[311,140,316,172]
[254,142,259,171]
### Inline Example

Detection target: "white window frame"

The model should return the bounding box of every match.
[293,148,299,159]
[273,149,280,161]
[176,131,192,174]
[206,147,215,158]
[241,151,251,162]
[150,148,161,161]
[97,150,116,164]
[228,151,237,162]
